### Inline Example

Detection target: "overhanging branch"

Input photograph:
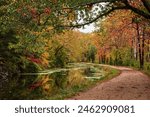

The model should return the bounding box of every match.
[59,6,129,28]
[125,2,150,19]
[141,0,150,13]
[72,0,118,8]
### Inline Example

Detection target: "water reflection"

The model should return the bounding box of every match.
[18,63,106,99]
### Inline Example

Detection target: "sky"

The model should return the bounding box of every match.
[77,4,101,33]
[78,23,96,33]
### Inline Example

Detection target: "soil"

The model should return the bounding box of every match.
[68,66,150,100]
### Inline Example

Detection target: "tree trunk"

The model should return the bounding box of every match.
[141,26,145,69]
[146,39,150,62]
[131,39,134,59]
[99,56,101,64]
[136,22,143,69]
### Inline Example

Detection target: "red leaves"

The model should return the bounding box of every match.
[44,7,51,14]
[27,55,42,64]
[30,8,37,15]
[28,81,43,90]
[17,5,52,19]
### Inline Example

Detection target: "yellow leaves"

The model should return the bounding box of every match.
[39,75,54,94]
[67,70,85,87]
[61,3,77,21]
[32,31,41,35]
[41,52,49,58]
[45,26,54,32]
[62,7,76,21]
[41,76,50,85]
[68,11,76,21]
[42,58,49,66]
[41,52,49,67]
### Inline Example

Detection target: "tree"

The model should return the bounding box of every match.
[95,8,150,68]
[56,0,150,28]
[132,16,150,69]
[87,45,97,63]
[4,0,148,31]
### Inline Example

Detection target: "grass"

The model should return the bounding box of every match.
[45,67,120,100]
[140,70,150,78]
[145,71,150,76]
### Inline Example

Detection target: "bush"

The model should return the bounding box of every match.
[145,62,150,71]
[20,57,42,73]
[50,48,69,68]
[0,56,43,99]
[17,57,42,87]
[0,59,20,99]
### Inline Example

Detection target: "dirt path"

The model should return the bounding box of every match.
[68,66,150,100]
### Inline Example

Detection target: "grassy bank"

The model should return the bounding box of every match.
[144,70,150,77]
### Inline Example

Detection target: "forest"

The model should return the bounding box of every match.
[0,0,150,99]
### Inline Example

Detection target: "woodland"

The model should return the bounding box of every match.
[0,0,150,99]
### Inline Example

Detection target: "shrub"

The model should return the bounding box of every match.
[50,48,69,68]
[145,62,150,71]
[20,56,42,73]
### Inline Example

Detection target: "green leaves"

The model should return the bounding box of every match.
[132,17,143,23]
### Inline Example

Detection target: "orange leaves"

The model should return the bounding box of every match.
[95,10,137,61]
[41,52,49,58]
[40,52,50,67]
[128,0,146,10]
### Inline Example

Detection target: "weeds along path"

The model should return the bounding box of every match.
[68,65,150,100]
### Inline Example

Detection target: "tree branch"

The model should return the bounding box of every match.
[125,1,150,19]
[59,6,129,28]
[59,0,150,28]
[74,0,118,7]
[141,0,150,13]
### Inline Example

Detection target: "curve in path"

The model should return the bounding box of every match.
[68,66,150,100]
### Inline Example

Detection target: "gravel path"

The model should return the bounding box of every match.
[68,66,150,100]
